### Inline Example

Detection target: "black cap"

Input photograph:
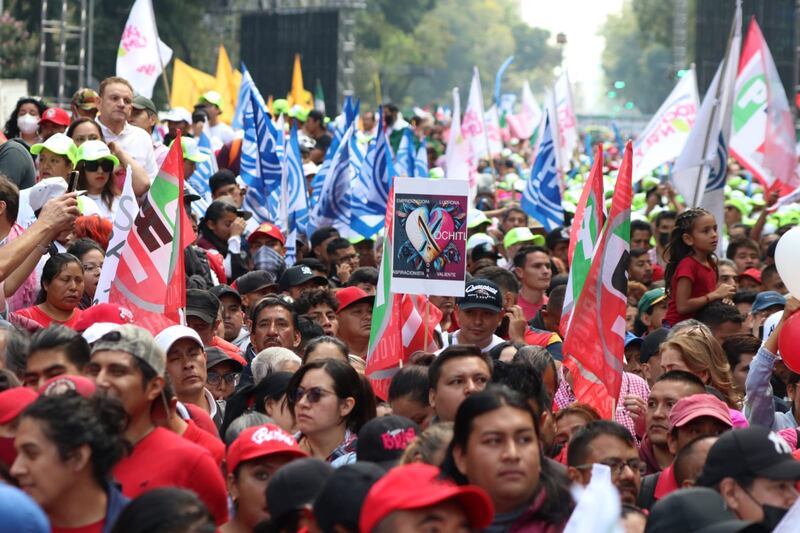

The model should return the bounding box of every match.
[697,426,800,487]
[640,327,669,364]
[185,289,220,324]
[356,416,421,467]
[310,226,339,249]
[183,189,201,204]
[278,265,328,292]
[644,487,759,533]
[235,270,276,295]
[457,278,503,313]
[209,284,241,304]
[545,226,570,250]
[470,241,500,263]
[205,346,243,371]
[208,169,237,194]
[266,458,333,522]
[205,198,251,222]
[313,463,386,533]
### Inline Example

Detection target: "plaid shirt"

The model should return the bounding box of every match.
[296,430,358,467]
[555,370,650,443]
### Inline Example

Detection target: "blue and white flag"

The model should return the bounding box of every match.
[309,124,356,236]
[186,129,217,218]
[232,63,259,130]
[281,126,310,266]
[351,109,395,238]
[522,111,563,230]
[414,137,429,177]
[241,90,284,224]
[394,128,415,177]
[311,96,362,205]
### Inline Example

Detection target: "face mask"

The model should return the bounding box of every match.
[17,114,39,135]
[658,232,670,247]
[759,504,789,530]
[0,436,17,468]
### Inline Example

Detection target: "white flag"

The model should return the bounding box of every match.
[484,105,504,157]
[633,71,699,182]
[461,67,489,162]
[445,87,476,198]
[672,1,741,254]
[116,0,173,99]
[94,167,136,305]
[554,71,578,170]
[506,80,542,141]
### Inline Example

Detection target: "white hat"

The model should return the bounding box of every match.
[154,325,203,354]
[30,133,78,165]
[162,107,192,124]
[81,323,122,344]
[763,311,784,349]
[303,162,320,176]
[28,177,67,212]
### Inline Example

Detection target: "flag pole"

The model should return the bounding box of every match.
[148,0,171,104]
[473,66,497,177]
[690,1,738,207]
[423,298,430,350]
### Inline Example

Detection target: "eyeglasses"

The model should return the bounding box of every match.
[207,371,240,387]
[83,159,115,173]
[82,262,103,273]
[338,253,360,264]
[574,458,646,477]
[292,386,335,404]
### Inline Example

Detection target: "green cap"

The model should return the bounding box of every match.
[273,98,289,115]
[30,133,78,165]
[198,90,223,111]
[725,197,750,217]
[429,167,444,179]
[467,210,491,229]
[169,138,209,163]
[503,227,545,249]
[638,288,667,315]
[76,140,120,167]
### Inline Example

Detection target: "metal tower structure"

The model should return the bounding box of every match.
[37,0,87,105]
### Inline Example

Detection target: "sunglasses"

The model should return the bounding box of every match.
[207,371,240,387]
[292,386,335,404]
[83,159,115,173]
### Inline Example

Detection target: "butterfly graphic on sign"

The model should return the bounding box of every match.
[397,202,465,271]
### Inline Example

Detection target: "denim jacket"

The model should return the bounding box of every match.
[744,345,798,430]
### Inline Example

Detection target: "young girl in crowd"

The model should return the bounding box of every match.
[663,208,736,326]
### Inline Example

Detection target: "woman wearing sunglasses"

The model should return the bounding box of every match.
[75,140,121,220]
[286,359,376,466]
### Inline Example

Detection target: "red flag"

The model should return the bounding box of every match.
[108,131,187,335]
[562,142,632,419]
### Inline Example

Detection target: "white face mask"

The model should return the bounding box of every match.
[17,114,39,135]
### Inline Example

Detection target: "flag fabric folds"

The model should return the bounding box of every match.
[351,109,395,239]
[281,127,310,266]
[309,125,356,236]
[287,54,314,110]
[116,0,172,99]
[521,111,563,231]
[444,87,474,187]
[94,166,135,305]
[507,80,542,141]
[232,64,259,131]
[394,128,415,177]
[170,59,216,112]
[186,130,217,219]
[214,45,239,125]
[241,91,285,225]
[553,71,578,170]
[562,142,633,420]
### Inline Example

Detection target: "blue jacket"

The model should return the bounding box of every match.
[104,482,130,533]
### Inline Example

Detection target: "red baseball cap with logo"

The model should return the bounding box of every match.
[74,303,136,332]
[40,107,71,127]
[39,375,97,398]
[360,463,494,533]
[226,424,308,473]
[0,387,38,424]
[335,286,375,313]
[248,222,286,246]
[740,268,762,284]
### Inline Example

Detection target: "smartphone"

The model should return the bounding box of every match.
[66,170,79,193]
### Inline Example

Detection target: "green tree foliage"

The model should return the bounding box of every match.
[0,11,38,80]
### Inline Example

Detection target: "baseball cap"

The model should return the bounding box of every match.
[162,107,192,124]
[360,463,494,533]
[154,325,203,356]
[640,327,669,364]
[740,268,762,284]
[272,98,289,115]
[356,415,421,467]
[279,265,328,292]
[183,188,201,204]
[235,270,277,295]
[30,133,78,165]
[226,423,307,473]
[205,198,251,222]
[0,387,38,424]
[303,161,319,176]
[503,227,545,249]
[185,289,221,324]
[458,278,503,313]
[205,346,242,372]
[466,233,495,252]
[75,140,120,167]
[637,288,667,315]
[751,291,786,314]
[335,286,375,313]
[198,90,224,110]
[40,107,71,127]
[0,484,50,533]
[545,226,570,250]
[310,226,339,249]
[209,284,241,304]
[27,177,67,213]
[72,88,99,110]
[73,303,135,332]
[668,394,733,431]
[644,487,758,533]
[467,209,491,229]
[624,332,643,349]
[131,95,157,115]
[697,426,800,487]
[39,375,97,398]
[248,222,286,246]
[313,463,386,533]
[92,325,167,378]
[266,458,334,523]
[169,137,209,163]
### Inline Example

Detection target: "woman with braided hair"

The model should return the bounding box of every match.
[663,208,736,326]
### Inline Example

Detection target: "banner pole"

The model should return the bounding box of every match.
[424,299,430,350]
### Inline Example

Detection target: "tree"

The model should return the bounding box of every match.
[0,11,38,80]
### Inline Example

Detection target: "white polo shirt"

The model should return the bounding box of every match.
[96,117,158,179]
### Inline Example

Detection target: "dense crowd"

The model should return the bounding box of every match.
[0,74,797,533]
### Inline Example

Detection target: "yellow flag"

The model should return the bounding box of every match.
[170,59,216,112]
[287,53,313,110]
[214,45,237,125]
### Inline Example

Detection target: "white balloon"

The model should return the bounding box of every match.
[775,227,800,299]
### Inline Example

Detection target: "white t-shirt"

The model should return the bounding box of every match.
[96,118,158,179]
[86,193,119,220]
[208,122,235,146]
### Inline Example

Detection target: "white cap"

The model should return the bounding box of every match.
[764,311,784,351]
[302,162,320,176]
[162,107,192,124]
[28,177,67,212]
[81,323,122,344]
[154,325,203,354]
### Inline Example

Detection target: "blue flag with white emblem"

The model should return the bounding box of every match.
[241,90,284,224]
[351,107,395,238]
[309,124,356,236]
[281,126,310,266]
[521,111,563,230]
[186,129,217,218]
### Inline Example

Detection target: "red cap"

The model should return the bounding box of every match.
[360,463,494,533]
[39,375,97,398]
[40,107,71,127]
[668,393,733,431]
[74,303,135,331]
[335,286,375,313]
[247,222,286,246]
[226,424,307,473]
[0,387,38,424]
[741,268,762,284]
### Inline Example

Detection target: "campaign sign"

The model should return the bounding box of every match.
[390,177,468,297]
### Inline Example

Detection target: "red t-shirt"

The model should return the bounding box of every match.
[183,418,225,466]
[52,521,104,533]
[13,305,83,329]
[518,293,548,322]
[184,402,220,438]
[664,256,717,325]
[114,427,228,525]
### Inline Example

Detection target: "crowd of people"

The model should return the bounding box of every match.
[0,72,798,533]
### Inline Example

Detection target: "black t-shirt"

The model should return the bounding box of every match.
[0,139,36,190]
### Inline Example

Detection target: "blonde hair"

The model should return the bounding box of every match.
[400,422,453,465]
[660,333,741,408]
